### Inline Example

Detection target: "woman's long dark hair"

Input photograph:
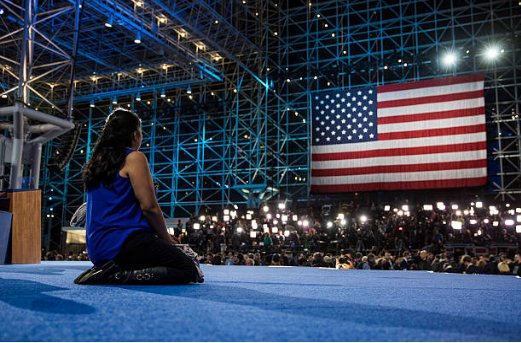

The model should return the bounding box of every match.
[83,109,141,189]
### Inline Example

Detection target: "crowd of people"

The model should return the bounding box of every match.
[168,199,521,275]
[52,197,521,276]
[197,249,521,276]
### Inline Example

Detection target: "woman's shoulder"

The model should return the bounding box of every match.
[120,150,148,178]
[125,150,147,163]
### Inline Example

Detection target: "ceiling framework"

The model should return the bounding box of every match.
[0,1,519,249]
[279,0,521,201]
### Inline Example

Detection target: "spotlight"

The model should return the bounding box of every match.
[136,92,141,101]
[112,96,117,104]
[89,100,95,108]
[134,32,141,44]
[484,45,500,61]
[186,85,192,94]
[442,52,457,66]
[193,223,200,230]
[451,221,462,230]
[160,89,166,98]
[105,15,113,28]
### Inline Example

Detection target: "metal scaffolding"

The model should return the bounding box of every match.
[0,1,519,249]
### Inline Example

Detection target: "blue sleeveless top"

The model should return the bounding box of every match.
[86,148,154,267]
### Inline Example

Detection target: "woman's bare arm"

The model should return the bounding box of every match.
[122,151,175,243]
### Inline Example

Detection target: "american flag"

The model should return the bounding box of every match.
[311,74,486,193]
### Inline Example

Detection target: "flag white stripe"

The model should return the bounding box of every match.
[378,115,485,134]
[311,168,487,185]
[312,150,487,170]
[311,132,486,154]
[377,81,484,102]
[378,98,484,118]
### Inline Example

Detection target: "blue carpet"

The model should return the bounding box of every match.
[0,262,520,341]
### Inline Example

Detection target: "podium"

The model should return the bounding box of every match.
[0,189,41,264]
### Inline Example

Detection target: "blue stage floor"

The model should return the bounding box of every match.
[0,261,520,341]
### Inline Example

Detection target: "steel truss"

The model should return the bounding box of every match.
[279,0,521,200]
[1,1,520,249]
[34,0,301,243]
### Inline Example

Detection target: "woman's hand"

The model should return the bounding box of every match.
[169,235,180,244]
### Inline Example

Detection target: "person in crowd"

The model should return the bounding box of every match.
[460,255,482,274]
[74,109,203,285]
[484,255,499,274]
[416,250,433,271]
[497,255,512,274]
[511,254,521,276]
[360,256,371,270]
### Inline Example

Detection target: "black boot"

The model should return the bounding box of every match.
[110,266,192,285]
[74,261,120,285]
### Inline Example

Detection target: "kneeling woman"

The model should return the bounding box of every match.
[75,109,203,285]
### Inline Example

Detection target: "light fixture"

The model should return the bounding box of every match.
[136,91,141,101]
[186,85,192,94]
[134,32,141,44]
[89,100,95,108]
[112,96,117,104]
[160,89,166,98]
[105,14,113,28]
[484,45,500,61]
[451,221,462,230]
[442,52,457,66]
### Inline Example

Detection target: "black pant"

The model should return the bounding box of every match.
[115,230,197,284]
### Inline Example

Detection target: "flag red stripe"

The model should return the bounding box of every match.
[379,124,485,140]
[378,90,483,109]
[378,74,484,93]
[312,141,486,161]
[378,106,484,125]
[311,159,486,177]
[310,177,487,193]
